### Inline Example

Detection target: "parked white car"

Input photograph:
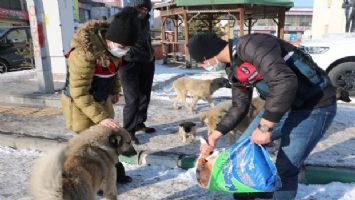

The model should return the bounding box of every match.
[301,33,355,96]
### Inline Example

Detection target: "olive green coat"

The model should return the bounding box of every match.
[61,20,121,133]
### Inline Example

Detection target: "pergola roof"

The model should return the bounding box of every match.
[175,0,293,7]
[153,0,293,66]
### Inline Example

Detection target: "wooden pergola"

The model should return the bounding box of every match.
[154,0,293,67]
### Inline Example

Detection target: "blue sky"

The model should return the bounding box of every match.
[294,0,313,7]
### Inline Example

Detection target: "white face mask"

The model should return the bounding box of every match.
[205,57,226,72]
[109,47,130,57]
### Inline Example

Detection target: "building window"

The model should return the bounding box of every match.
[79,8,91,23]
[0,0,22,11]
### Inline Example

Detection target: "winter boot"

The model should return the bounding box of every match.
[135,123,156,133]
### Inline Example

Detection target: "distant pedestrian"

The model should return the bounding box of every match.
[119,0,156,144]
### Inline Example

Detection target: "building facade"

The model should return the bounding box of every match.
[238,7,313,45]
[77,0,122,23]
[0,0,29,26]
[312,0,349,39]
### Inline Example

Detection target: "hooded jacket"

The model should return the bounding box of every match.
[61,20,122,133]
[216,33,336,135]
[124,7,154,63]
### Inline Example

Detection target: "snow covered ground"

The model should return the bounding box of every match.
[0,146,354,200]
[0,63,355,199]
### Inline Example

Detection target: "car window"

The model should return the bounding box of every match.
[6,29,27,43]
[0,29,7,37]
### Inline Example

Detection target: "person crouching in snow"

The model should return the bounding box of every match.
[189,32,337,200]
[61,7,140,184]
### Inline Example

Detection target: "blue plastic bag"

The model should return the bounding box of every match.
[196,138,281,193]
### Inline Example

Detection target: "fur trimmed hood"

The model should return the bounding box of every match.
[70,20,112,61]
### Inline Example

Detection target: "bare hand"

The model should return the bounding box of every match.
[100,118,120,129]
[112,94,119,104]
[200,130,223,158]
[251,128,272,145]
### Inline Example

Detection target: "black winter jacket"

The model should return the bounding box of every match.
[124,16,154,63]
[216,33,336,135]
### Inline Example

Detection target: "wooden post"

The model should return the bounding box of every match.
[248,18,252,34]
[161,16,167,63]
[277,10,285,39]
[182,9,190,67]
[239,8,245,36]
[208,14,213,32]
[173,15,179,60]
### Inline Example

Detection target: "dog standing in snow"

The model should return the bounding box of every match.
[199,97,265,144]
[167,77,231,113]
[29,125,136,200]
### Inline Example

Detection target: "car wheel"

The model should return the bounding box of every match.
[0,60,9,73]
[328,62,355,96]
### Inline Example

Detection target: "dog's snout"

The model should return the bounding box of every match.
[121,144,137,156]
[184,127,191,132]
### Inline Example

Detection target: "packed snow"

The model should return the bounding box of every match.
[0,146,354,200]
[0,63,355,199]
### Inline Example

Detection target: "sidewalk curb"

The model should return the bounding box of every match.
[0,93,62,107]
[0,72,196,108]
[0,131,188,169]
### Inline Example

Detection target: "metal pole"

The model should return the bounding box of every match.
[27,0,54,93]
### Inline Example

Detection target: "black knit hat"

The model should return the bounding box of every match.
[106,7,139,46]
[129,0,152,11]
[187,32,228,62]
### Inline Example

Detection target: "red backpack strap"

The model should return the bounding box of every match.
[235,62,263,88]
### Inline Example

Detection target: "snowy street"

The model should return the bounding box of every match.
[0,63,355,199]
[0,146,355,200]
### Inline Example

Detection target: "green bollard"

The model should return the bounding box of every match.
[118,150,144,165]
[177,155,198,170]
[302,166,355,184]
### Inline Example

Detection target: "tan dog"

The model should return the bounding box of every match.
[169,77,231,113]
[30,125,136,200]
[178,121,197,143]
[199,97,265,144]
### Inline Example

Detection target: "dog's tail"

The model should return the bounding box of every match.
[29,146,66,200]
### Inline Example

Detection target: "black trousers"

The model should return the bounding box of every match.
[119,60,155,133]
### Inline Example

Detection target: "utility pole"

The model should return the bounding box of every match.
[26,0,54,93]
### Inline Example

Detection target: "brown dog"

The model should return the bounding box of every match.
[169,77,231,113]
[30,125,136,200]
[199,97,265,144]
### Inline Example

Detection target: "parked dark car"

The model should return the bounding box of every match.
[0,26,33,73]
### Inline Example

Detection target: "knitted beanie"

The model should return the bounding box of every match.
[105,7,139,46]
[129,0,152,11]
[187,32,228,62]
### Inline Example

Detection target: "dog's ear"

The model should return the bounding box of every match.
[108,134,122,148]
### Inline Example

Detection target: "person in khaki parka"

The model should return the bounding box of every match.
[61,7,140,184]
[61,7,139,133]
